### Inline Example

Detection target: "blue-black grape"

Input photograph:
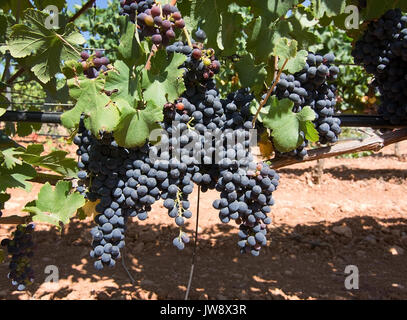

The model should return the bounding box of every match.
[1,224,35,291]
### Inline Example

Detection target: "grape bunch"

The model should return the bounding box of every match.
[214,163,278,256]
[74,122,165,270]
[79,50,110,79]
[167,43,221,92]
[271,52,341,158]
[120,0,185,46]
[352,9,407,124]
[1,224,35,291]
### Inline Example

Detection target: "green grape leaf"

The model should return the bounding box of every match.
[178,0,233,52]
[18,144,78,178]
[113,99,163,148]
[7,9,85,83]
[0,162,36,193]
[245,17,275,64]
[62,60,84,79]
[219,5,244,56]
[105,60,141,107]
[61,76,120,136]
[0,0,33,16]
[301,120,319,143]
[0,148,23,169]
[0,132,20,149]
[310,0,347,19]
[278,49,308,73]
[0,13,8,44]
[262,97,316,152]
[141,50,186,107]
[0,193,11,205]
[0,94,8,117]
[23,181,85,228]
[273,37,298,61]
[117,15,147,67]
[235,55,267,95]
[250,0,298,21]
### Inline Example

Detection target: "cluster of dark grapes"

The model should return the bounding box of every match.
[79,50,110,79]
[352,9,407,124]
[73,14,280,264]
[167,43,221,92]
[214,163,277,256]
[1,224,35,291]
[272,52,341,159]
[120,0,185,46]
[74,121,164,270]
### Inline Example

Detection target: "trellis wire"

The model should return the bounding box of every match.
[1,111,407,128]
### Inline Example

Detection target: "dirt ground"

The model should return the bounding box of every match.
[0,137,406,300]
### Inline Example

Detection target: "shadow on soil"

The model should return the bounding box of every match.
[280,166,407,182]
[1,215,407,300]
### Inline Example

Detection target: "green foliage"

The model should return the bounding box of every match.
[141,51,187,108]
[0,162,36,193]
[117,16,147,67]
[310,0,347,19]
[24,181,85,228]
[61,75,121,136]
[1,0,406,231]
[261,97,318,152]
[113,99,163,147]
[6,9,85,83]
[17,144,78,178]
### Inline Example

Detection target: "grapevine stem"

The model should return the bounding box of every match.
[55,33,81,57]
[145,45,158,70]
[183,28,193,48]
[184,185,200,300]
[252,58,289,127]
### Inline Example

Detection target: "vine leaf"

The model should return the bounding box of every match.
[0,148,23,169]
[61,76,120,136]
[141,50,187,108]
[0,0,33,16]
[0,94,8,117]
[235,54,267,95]
[0,13,8,44]
[0,162,36,193]
[105,60,140,107]
[278,49,308,74]
[78,199,100,220]
[18,144,78,178]
[7,9,85,83]
[310,0,347,19]
[0,193,11,204]
[177,0,237,53]
[113,99,163,148]
[117,15,147,68]
[24,181,85,228]
[262,97,318,152]
[245,17,276,64]
[62,60,84,79]
[250,0,298,21]
[273,37,298,60]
